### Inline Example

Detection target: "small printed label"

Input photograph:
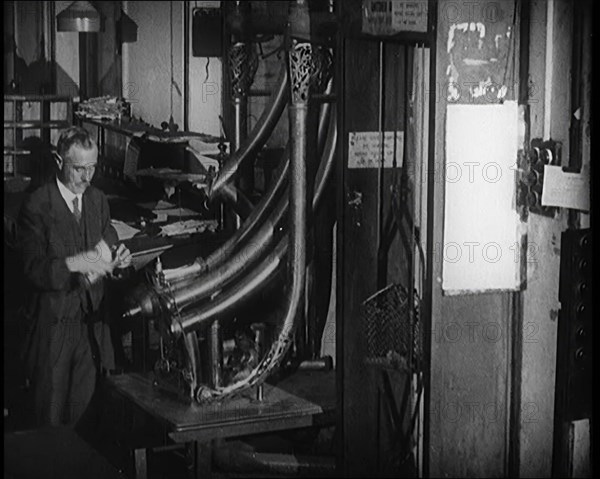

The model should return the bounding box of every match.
[348,131,404,168]
[362,0,429,35]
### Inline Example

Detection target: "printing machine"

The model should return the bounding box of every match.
[101,0,337,409]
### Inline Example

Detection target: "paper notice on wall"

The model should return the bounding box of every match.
[348,131,404,168]
[443,101,522,294]
[362,0,429,35]
[541,165,590,211]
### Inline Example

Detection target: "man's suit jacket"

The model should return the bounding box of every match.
[17,180,118,376]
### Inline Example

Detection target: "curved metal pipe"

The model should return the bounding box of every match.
[220,182,254,221]
[313,105,337,208]
[171,209,283,311]
[211,65,289,197]
[213,444,337,476]
[212,78,332,259]
[183,331,200,399]
[173,239,287,333]
[161,110,336,311]
[315,79,333,162]
[204,155,287,267]
[162,90,332,285]
[172,108,336,333]
[202,81,331,266]
[123,106,336,324]
[161,150,288,284]
[175,42,310,401]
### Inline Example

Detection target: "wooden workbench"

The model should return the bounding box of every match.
[106,370,336,478]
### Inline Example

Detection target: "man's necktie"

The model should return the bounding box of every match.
[73,197,81,223]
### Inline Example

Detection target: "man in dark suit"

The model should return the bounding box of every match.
[18,126,131,427]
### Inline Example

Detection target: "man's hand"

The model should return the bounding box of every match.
[112,243,132,269]
[65,252,114,276]
[95,239,113,263]
[65,239,115,277]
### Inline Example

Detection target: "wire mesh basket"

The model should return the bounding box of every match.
[362,283,422,371]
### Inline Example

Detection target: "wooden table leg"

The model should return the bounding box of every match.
[134,448,148,479]
[186,440,213,479]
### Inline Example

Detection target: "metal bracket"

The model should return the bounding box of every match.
[519,138,562,218]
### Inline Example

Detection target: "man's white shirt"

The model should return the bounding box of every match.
[56,176,83,215]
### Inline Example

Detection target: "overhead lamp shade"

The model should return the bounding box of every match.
[57,1,102,32]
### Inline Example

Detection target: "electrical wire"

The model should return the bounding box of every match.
[170,1,174,119]
[204,57,211,83]
[419,45,426,294]
[500,0,518,102]
[377,41,385,289]
[415,44,428,476]
[403,44,416,375]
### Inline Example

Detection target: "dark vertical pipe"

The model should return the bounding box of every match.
[231,2,254,201]
[233,97,245,152]
[518,0,530,106]
[423,0,437,476]
[334,1,344,473]
[209,319,223,388]
[405,44,416,374]
[79,32,98,99]
[376,41,385,290]
[79,33,87,98]
[286,96,307,369]
[183,0,189,132]
[567,0,585,230]
[252,323,266,400]
[9,1,17,89]
[509,1,528,475]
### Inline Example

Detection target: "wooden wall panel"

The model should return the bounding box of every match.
[520,1,574,476]
[428,0,518,476]
[339,0,425,474]
[340,34,382,476]
[339,24,415,479]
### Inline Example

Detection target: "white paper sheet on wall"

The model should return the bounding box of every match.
[541,165,590,211]
[443,101,522,294]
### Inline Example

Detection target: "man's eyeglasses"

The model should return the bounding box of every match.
[70,164,97,174]
[54,152,97,174]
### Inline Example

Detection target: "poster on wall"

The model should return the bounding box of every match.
[442,101,523,294]
[362,0,429,35]
[348,131,404,168]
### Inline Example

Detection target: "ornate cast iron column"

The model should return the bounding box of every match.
[206,3,257,388]
[228,1,258,200]
[288,0,334,361]
[229,41,258,152]
[189,0,326,403]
